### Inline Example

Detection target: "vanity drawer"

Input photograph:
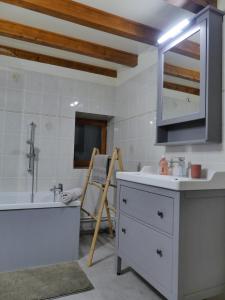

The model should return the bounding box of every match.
[120,185,174,234]
[118,213,173,291]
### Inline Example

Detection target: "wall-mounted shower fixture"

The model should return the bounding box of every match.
[26,122,38,202]
[27,122,36,174]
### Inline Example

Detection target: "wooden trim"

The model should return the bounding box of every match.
[74,160,90,168]
[164,81,200,95]
[76,118,107,128]
[0,44,117,77]
[166,0,217,13]
[0,0,160,45]
[101,126,107,154]
[164,63,200,82]
[0,19,138,67]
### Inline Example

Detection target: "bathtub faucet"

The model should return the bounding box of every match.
[50,183,63,202]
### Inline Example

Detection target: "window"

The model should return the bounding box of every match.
[74,116,107,168]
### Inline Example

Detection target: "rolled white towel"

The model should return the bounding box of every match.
[61,188,82,204]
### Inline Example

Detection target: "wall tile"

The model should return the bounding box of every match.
[5,112,23,134]
[25,71,43,92]
[2,134,23,156]
[58,77,75,97]
[40,115,59,139]
[0,87,6,109]
[59,117,75,138]
[7,70,25,90]
[39,137,58,158]
[42,93,59,116]
[0,110,5,133]
[38,157,57,178]
[2,155,21,178]
[24,91,42,114]
[59,96,78,118]
[0,65,115,213]
[0,69,8,88]
[42,74,59,94]
[6,89,24,112]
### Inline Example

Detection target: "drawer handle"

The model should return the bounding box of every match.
[156,249,163,257]
[121,228,126,234]
[157,211,164,219]
[122,198,127,204]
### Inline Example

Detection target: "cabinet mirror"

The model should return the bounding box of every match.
[158,20,206,125]
[162,30,200,120]
[156,7,223,145]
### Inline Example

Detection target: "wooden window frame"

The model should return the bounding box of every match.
[74,117,107,168]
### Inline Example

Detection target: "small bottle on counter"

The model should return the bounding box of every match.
[159,156,169,175]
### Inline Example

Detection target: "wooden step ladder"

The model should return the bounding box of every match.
[80,147,124,266]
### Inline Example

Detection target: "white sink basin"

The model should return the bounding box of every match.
[116,170,225,191]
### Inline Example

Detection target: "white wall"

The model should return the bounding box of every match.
[0,5,224,224]
[0,65,115,196]
[113,12,225,174]
[114,56,164,173]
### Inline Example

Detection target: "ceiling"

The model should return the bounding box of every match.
[74,0,193,28]
[0,1,194,74]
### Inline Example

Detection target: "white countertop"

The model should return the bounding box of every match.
[116,170,225,191]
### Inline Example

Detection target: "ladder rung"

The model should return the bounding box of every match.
[88,182,103,189]
[109,184,117,188]
[81,208,98,221]
[108,206,116,213]
[90,182,116,188]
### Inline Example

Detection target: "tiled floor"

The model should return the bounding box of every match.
[58,234,164,300]
[58,234,224,300]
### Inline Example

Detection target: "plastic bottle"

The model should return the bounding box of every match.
[159,156,169,175]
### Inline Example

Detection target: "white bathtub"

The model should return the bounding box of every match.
[0,191,80,210]
[0,191,81,272]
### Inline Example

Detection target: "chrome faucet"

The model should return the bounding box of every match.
[169,157,186,177]
[50,183,63,202]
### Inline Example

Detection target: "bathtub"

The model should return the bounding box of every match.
[0,192,80,272]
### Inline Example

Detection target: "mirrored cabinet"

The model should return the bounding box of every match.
[156,6,224,145]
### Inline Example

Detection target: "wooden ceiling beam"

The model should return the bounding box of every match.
[0,0,160,45]
[0,19,138,67]
[0,44,118,77]
[172,39,200,60]
[166,0,217,13]
[164,81,200,95]
[0,0,202,57]
[164,63,200,82]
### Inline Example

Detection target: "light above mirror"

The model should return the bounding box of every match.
[157,19,190,44]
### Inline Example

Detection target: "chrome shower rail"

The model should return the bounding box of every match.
[26,122,36,203]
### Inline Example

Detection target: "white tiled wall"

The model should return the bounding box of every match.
[0,67,115,194]
[0,33,224,224]
[114,63,164,172]
[114,47,225,173]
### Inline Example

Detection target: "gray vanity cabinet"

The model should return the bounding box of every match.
[116,180,225,300]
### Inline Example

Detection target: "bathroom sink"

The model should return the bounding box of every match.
[116,170,225,191]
